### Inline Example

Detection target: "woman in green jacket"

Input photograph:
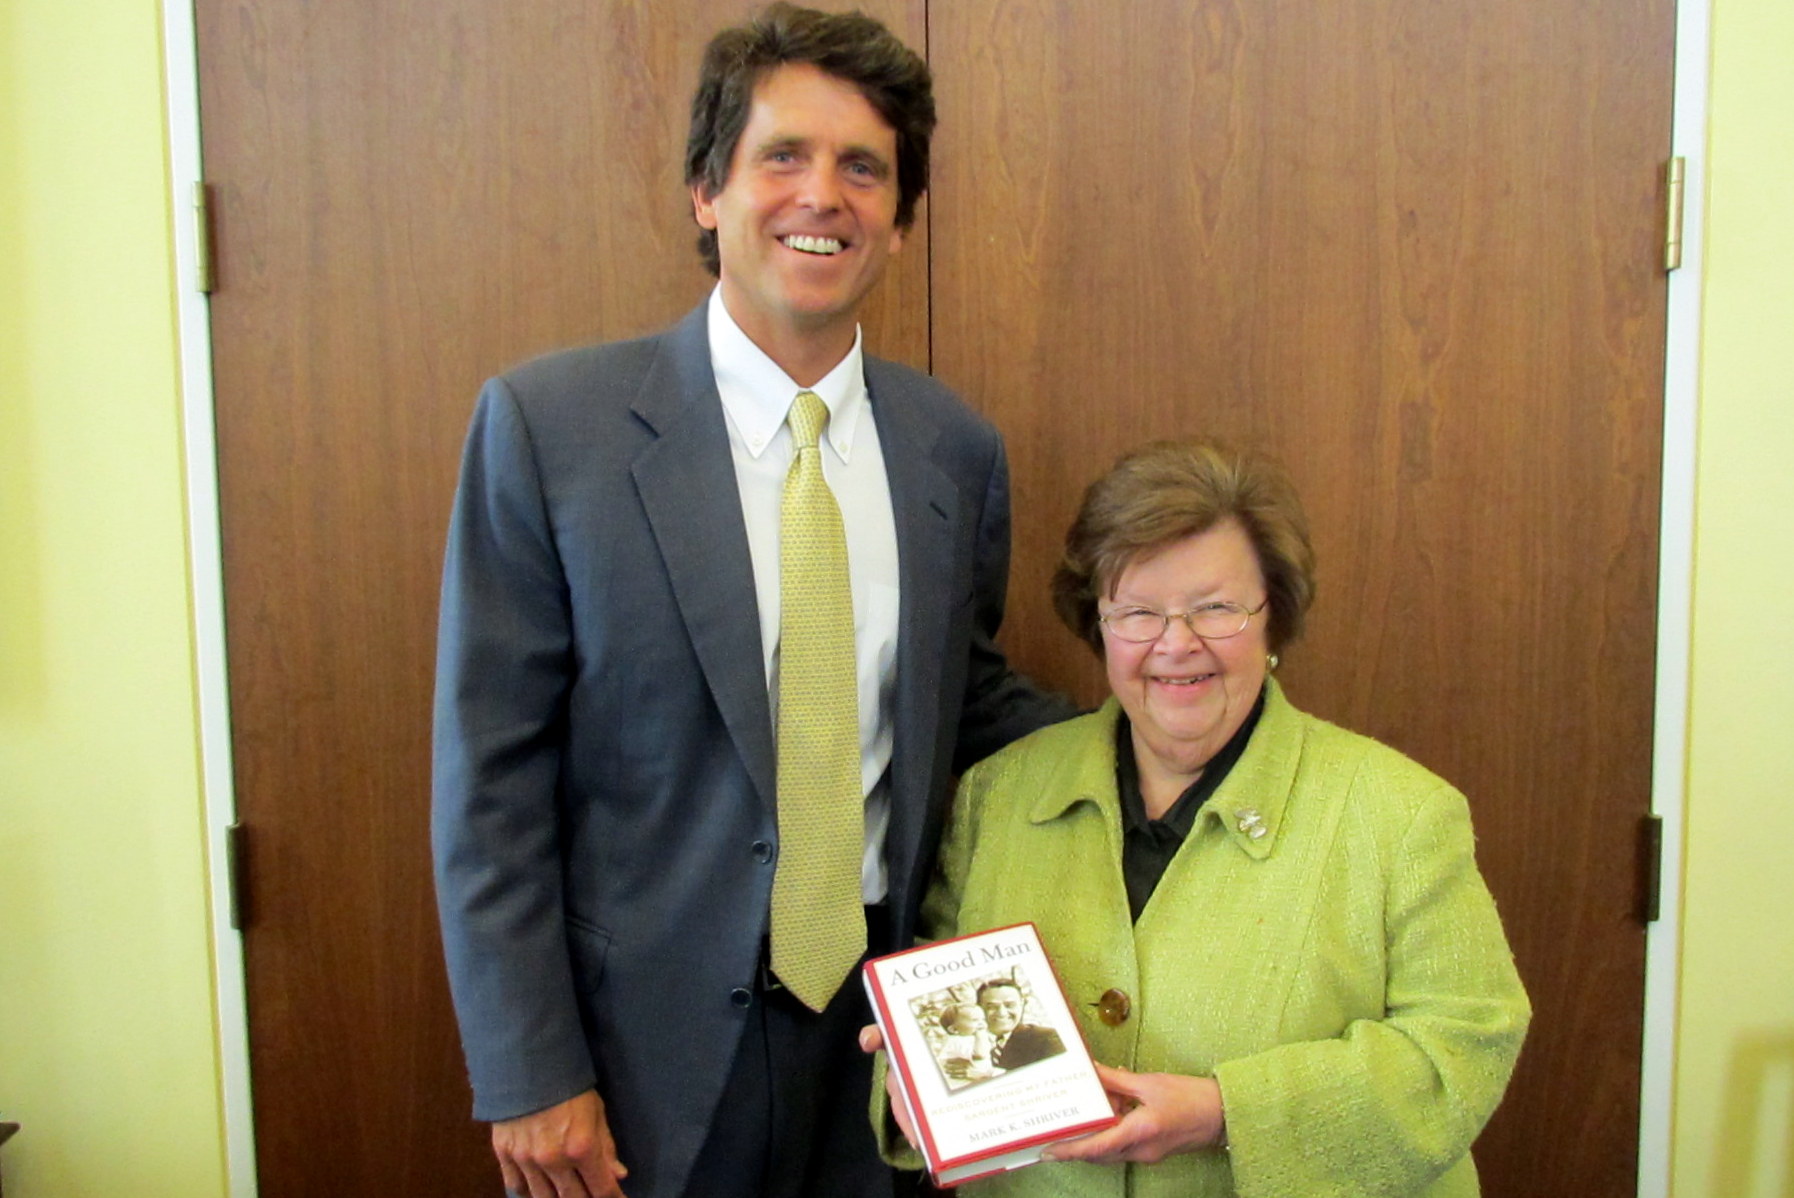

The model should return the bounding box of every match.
[872,440,1529,1197]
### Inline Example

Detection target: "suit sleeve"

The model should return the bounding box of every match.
[432,378,597,1121]
[1214,786,1532,1197]
[951,438,1077,772]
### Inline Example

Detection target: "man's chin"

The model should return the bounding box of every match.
[780,295,868,334]
[781,270,886,316]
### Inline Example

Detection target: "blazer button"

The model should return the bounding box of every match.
[751,839,774,864]
[1096,988,1131,1027]
[730,987,754,1009]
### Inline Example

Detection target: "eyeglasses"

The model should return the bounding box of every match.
[1098,599,1268,644]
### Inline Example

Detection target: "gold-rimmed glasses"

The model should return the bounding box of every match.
[1098,599,1268,644]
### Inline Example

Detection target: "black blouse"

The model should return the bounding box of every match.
[1114,688,1266,922]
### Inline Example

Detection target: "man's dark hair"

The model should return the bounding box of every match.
[685,2,936,277]
[975,979,1023,1004]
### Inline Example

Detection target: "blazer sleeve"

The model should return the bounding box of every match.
[431,378,597,1121]
[1214,784,1532,1197]
[869,757,994,1167]
[950,438,1077,773]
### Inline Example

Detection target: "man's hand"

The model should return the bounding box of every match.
[1041,1064,1225,1165]
[492,1088,629,1198]
[858,1024,920,1148]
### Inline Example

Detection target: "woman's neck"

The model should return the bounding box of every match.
[1136,751,1204,821]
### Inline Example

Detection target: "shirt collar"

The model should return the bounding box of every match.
[1028,678,1302,861]
[707,285,868,461]
[1114,687,1265,839]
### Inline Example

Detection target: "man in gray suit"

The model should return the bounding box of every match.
[432,6,1068,1197]
[977,981,1068,1072]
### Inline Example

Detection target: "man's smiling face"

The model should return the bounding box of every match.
[692,62,905,359]
[979,985,1024,1038]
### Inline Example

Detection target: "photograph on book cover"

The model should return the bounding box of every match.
[907,964,1070,1093]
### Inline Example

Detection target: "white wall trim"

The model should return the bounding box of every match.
[162,1,260,1194]
[1639,0,1710,1193]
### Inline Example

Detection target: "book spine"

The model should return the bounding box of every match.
[861,965,943,1173]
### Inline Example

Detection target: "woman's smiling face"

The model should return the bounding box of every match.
[1100,519,1270,793]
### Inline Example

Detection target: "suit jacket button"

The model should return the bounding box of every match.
[730,987,753,1009]
[1096,988,1131,1026]
[751,839,774,864]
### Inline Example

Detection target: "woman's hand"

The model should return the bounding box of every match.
[1042,1064,1225,1164]
[858,1024,921,1148]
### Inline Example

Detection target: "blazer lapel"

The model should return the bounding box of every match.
[869,360,959,895]
[629,306,777,813]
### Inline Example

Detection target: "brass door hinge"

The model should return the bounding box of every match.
[1639,814,1664,923]
[1663,158,1685,273]
[226,820,248,929]
[193,181,217,294]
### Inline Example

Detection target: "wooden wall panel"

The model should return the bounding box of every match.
[928,2,1672,1193]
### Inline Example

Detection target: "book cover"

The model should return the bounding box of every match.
[863,922,1117,1187]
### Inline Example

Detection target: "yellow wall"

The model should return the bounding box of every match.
[0,0,229,1194]
[1674,2,1794,1196]
[0,0,1786,1195]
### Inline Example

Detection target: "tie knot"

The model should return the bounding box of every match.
[789,390,829,452]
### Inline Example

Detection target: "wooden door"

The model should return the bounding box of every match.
[928,2,1670,1194]
[198,0,1667,1193]
[195,2,924,1193]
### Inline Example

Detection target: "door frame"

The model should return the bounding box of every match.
[163,2,258,1195]
[1635,0,1714,1192]
[160,2,1710,1194]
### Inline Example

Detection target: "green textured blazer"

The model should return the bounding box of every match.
[877,678,1530,1197]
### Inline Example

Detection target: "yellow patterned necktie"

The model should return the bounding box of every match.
[770,390,866,1011]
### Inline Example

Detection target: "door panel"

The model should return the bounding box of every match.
[199,0,1667,1192]
[928,2,1670,1194]
[196,2,923,1193]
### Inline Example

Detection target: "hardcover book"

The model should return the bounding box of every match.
[863,922,1118,1187]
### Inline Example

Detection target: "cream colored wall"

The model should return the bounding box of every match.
[0,0,229,1195]
[1672,1,1794,1195]
[0,0,1785,1195]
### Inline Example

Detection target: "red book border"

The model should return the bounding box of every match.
[863,920,1119,1183]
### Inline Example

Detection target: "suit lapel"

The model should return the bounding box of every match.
[870,359,959,896]
[627,337,961,843]
[630,306,777,813]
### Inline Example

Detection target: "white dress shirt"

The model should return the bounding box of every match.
[707,287,900,903]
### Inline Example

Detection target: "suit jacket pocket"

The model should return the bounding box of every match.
[564,914,613,999]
